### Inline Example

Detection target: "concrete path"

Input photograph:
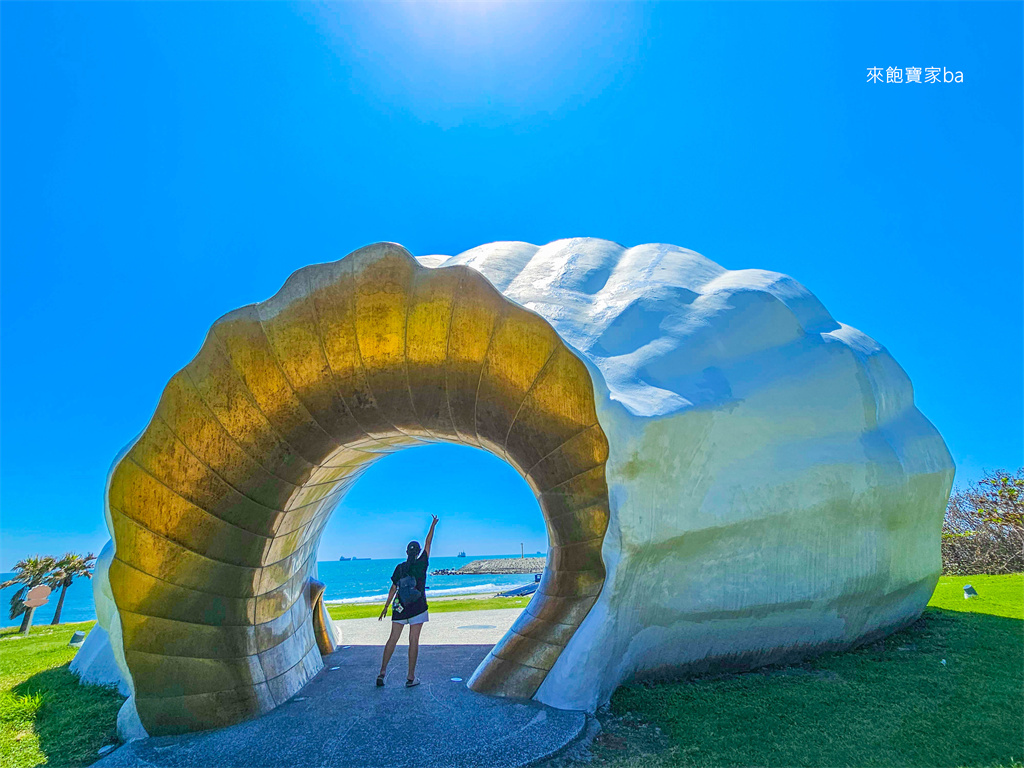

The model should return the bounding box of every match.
[95,611,586,768]
[332,607,523,647]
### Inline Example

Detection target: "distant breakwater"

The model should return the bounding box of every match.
[433,557,546,576]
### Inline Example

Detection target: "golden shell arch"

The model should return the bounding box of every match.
[108,243,610,735]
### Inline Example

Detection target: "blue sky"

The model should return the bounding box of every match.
[1,2,1020,569]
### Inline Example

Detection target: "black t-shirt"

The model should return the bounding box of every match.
[390,554,428,620]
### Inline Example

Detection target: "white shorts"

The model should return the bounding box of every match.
[393,611,429,626]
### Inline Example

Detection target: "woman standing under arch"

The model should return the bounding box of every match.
[377,515,439,687]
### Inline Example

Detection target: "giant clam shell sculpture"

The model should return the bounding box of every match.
[75,239,953,736]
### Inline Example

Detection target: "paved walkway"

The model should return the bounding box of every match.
[96,611,586,768]
[332,607,524,647]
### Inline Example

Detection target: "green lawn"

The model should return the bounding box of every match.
[326,594,530,620]
[0,622,122,768]
[926,574,1022,619]
[599,574,1024,768]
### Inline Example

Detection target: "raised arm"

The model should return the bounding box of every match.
[423,515,439,558]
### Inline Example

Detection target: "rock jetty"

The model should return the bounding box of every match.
[433,557,545,576]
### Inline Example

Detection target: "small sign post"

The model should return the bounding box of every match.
[20,585,51,635]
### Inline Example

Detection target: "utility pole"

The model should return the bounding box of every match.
[521,543,524,559]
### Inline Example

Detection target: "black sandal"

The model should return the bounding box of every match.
[376,674,385,687]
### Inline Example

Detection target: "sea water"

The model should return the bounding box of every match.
[0,573,98,628]
[0,555,541,627]
[317,555,539,605]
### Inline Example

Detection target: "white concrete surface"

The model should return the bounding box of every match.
[333,608,523,647]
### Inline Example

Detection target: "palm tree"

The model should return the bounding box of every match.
[2,555,56,634]
[46,552,96,625]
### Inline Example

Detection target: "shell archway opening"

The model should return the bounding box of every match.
[107,243,610,735]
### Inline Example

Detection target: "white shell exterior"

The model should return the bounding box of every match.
[425,238,954,710]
